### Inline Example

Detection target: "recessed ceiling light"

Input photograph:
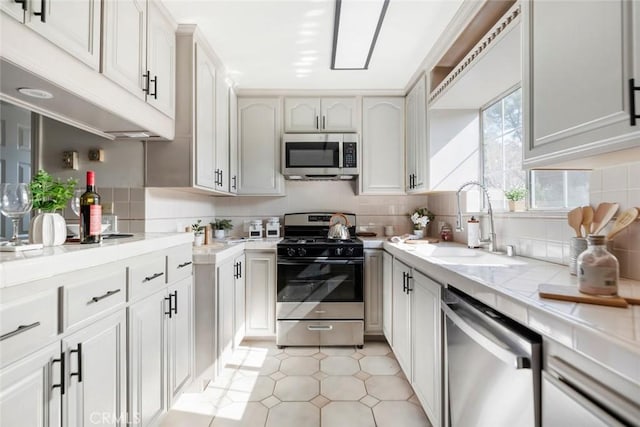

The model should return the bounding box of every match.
[17,87,54,99]
[331,0,390,70]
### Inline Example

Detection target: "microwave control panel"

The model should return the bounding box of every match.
[343,142,357,168]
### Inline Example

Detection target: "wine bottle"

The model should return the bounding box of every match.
[79,170,102,244]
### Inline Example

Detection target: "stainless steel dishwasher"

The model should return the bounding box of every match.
[442,286,542,427]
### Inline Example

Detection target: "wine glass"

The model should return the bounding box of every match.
[70,188,83,217]
[1,183,32,246]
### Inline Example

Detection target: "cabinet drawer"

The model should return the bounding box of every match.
[0,289,58,368]
[128,253,167,301]
[63,267,126,331]
[167,245,193,284]
[276,320,364,347]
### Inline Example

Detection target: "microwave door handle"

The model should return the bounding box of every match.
[338,141,343,168]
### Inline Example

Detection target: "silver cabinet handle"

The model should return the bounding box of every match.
[0,321,41,341]
[177,261,192,269]
[91,289,121,303]
[307,325,333,331]
[442,303,530,369]
[143,272,164,282]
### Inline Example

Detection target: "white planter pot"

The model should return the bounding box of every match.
[193,234,204,246]
[29,212,67,246]
[214,229,225,240]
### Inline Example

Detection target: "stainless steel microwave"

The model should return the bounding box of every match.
[282,133,359,180]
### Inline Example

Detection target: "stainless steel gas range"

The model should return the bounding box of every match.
[276,212,364,348]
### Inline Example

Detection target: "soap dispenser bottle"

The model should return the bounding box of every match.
[467,216,480,248]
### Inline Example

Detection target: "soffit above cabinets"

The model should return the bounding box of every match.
[162,0,463,91]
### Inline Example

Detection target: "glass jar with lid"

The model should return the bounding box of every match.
[577,235,619,295]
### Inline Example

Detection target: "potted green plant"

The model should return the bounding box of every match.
[29,169,77,246]
[192,219,205,246]
[211,218,233,239]
[409,207,435,238]
[504,187,527,212]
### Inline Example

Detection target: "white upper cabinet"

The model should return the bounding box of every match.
[229,87,239,193]
[103,0,176,118]
[195,43,217,190]
[406,75,429,193]
[146,0,176,118]
[523,0,640,167]
[215,73,230,192]
[237,97,284,195]
[102,0,147,99]
[6,0,101,70]
[284,97,357,132]
[361,97,405,195]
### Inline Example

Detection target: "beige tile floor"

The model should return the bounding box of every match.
[161,340,432,427]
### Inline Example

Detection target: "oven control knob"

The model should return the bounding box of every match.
[346,247,355,256]
[298,247,307,256]
[335,247,344,256]
[287,248,297,257]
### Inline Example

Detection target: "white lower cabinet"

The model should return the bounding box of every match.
[63,311,127,427]
[128,276,193,426]
[391,258,412,377]
[0,341,62,427]
[382,251,393,344]
[233,254,246,348]
[411,270,441,427]
[364,249,383,334]
[216,258,235,374]
[245,251,277,337]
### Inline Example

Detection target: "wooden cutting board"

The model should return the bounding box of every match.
[538,284,640,308]
[404,237,440,244]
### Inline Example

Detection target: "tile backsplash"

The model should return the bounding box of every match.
[428,161,640,280]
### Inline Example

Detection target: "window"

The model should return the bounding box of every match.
[481,88,590,210]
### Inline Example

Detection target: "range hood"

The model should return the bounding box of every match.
[284,173,357,181]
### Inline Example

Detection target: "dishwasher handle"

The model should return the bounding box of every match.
[442,302,531,369]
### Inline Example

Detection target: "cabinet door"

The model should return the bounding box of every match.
[146,0,175,118]
[406,76,428,193]
[0,0,25,22]
[234,254,246,348]
[128,290,167,426]
[228,88,239,194]
[524,0,640,167]
[321,97,357,131]
[217,260,235,372]
[102,0,146,97]
[382,251,393,344]
[215,79,230,192]
[195,43,217,190]
[284,97,320,131]
[167,277,192,405]
[391,259,411,378]
[0,342,61,427]
[26,0,101,69]
[245,251,276,337]
[64,311,126,427]
[237,98,284,195]
[361,97,405,194]
[364,249,383,334]
[411,271,441,427]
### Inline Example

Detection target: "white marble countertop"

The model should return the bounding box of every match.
[383,240,640,388]
[0,232,193,288]
[192,238,278,265]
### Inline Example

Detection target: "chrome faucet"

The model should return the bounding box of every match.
[455,180,498,253]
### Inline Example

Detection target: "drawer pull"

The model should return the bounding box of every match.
[51,352,65,395]
[143,272,164,283]
[307,325,333,331]
[91,289,121,303]
[314,310,327,314]
[177,261,192,269]
[70,343,83,383]
[0,321,41,341]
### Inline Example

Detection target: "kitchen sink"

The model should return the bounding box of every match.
[410,244,526,266]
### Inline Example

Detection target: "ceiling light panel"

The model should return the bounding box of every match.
[332,0,389,70]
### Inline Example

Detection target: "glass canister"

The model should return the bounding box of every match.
[569,237,588,275]
[577,235,619,296]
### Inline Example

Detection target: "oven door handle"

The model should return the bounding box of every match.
[277,259,363,265]
[442,303,531,369]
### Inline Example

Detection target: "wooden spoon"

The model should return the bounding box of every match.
[567,207,583,237]
[606,207,639,240]
[591,202,619,235]
[581,206,593,237]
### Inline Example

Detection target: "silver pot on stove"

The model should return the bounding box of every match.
[327,213,351,240]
